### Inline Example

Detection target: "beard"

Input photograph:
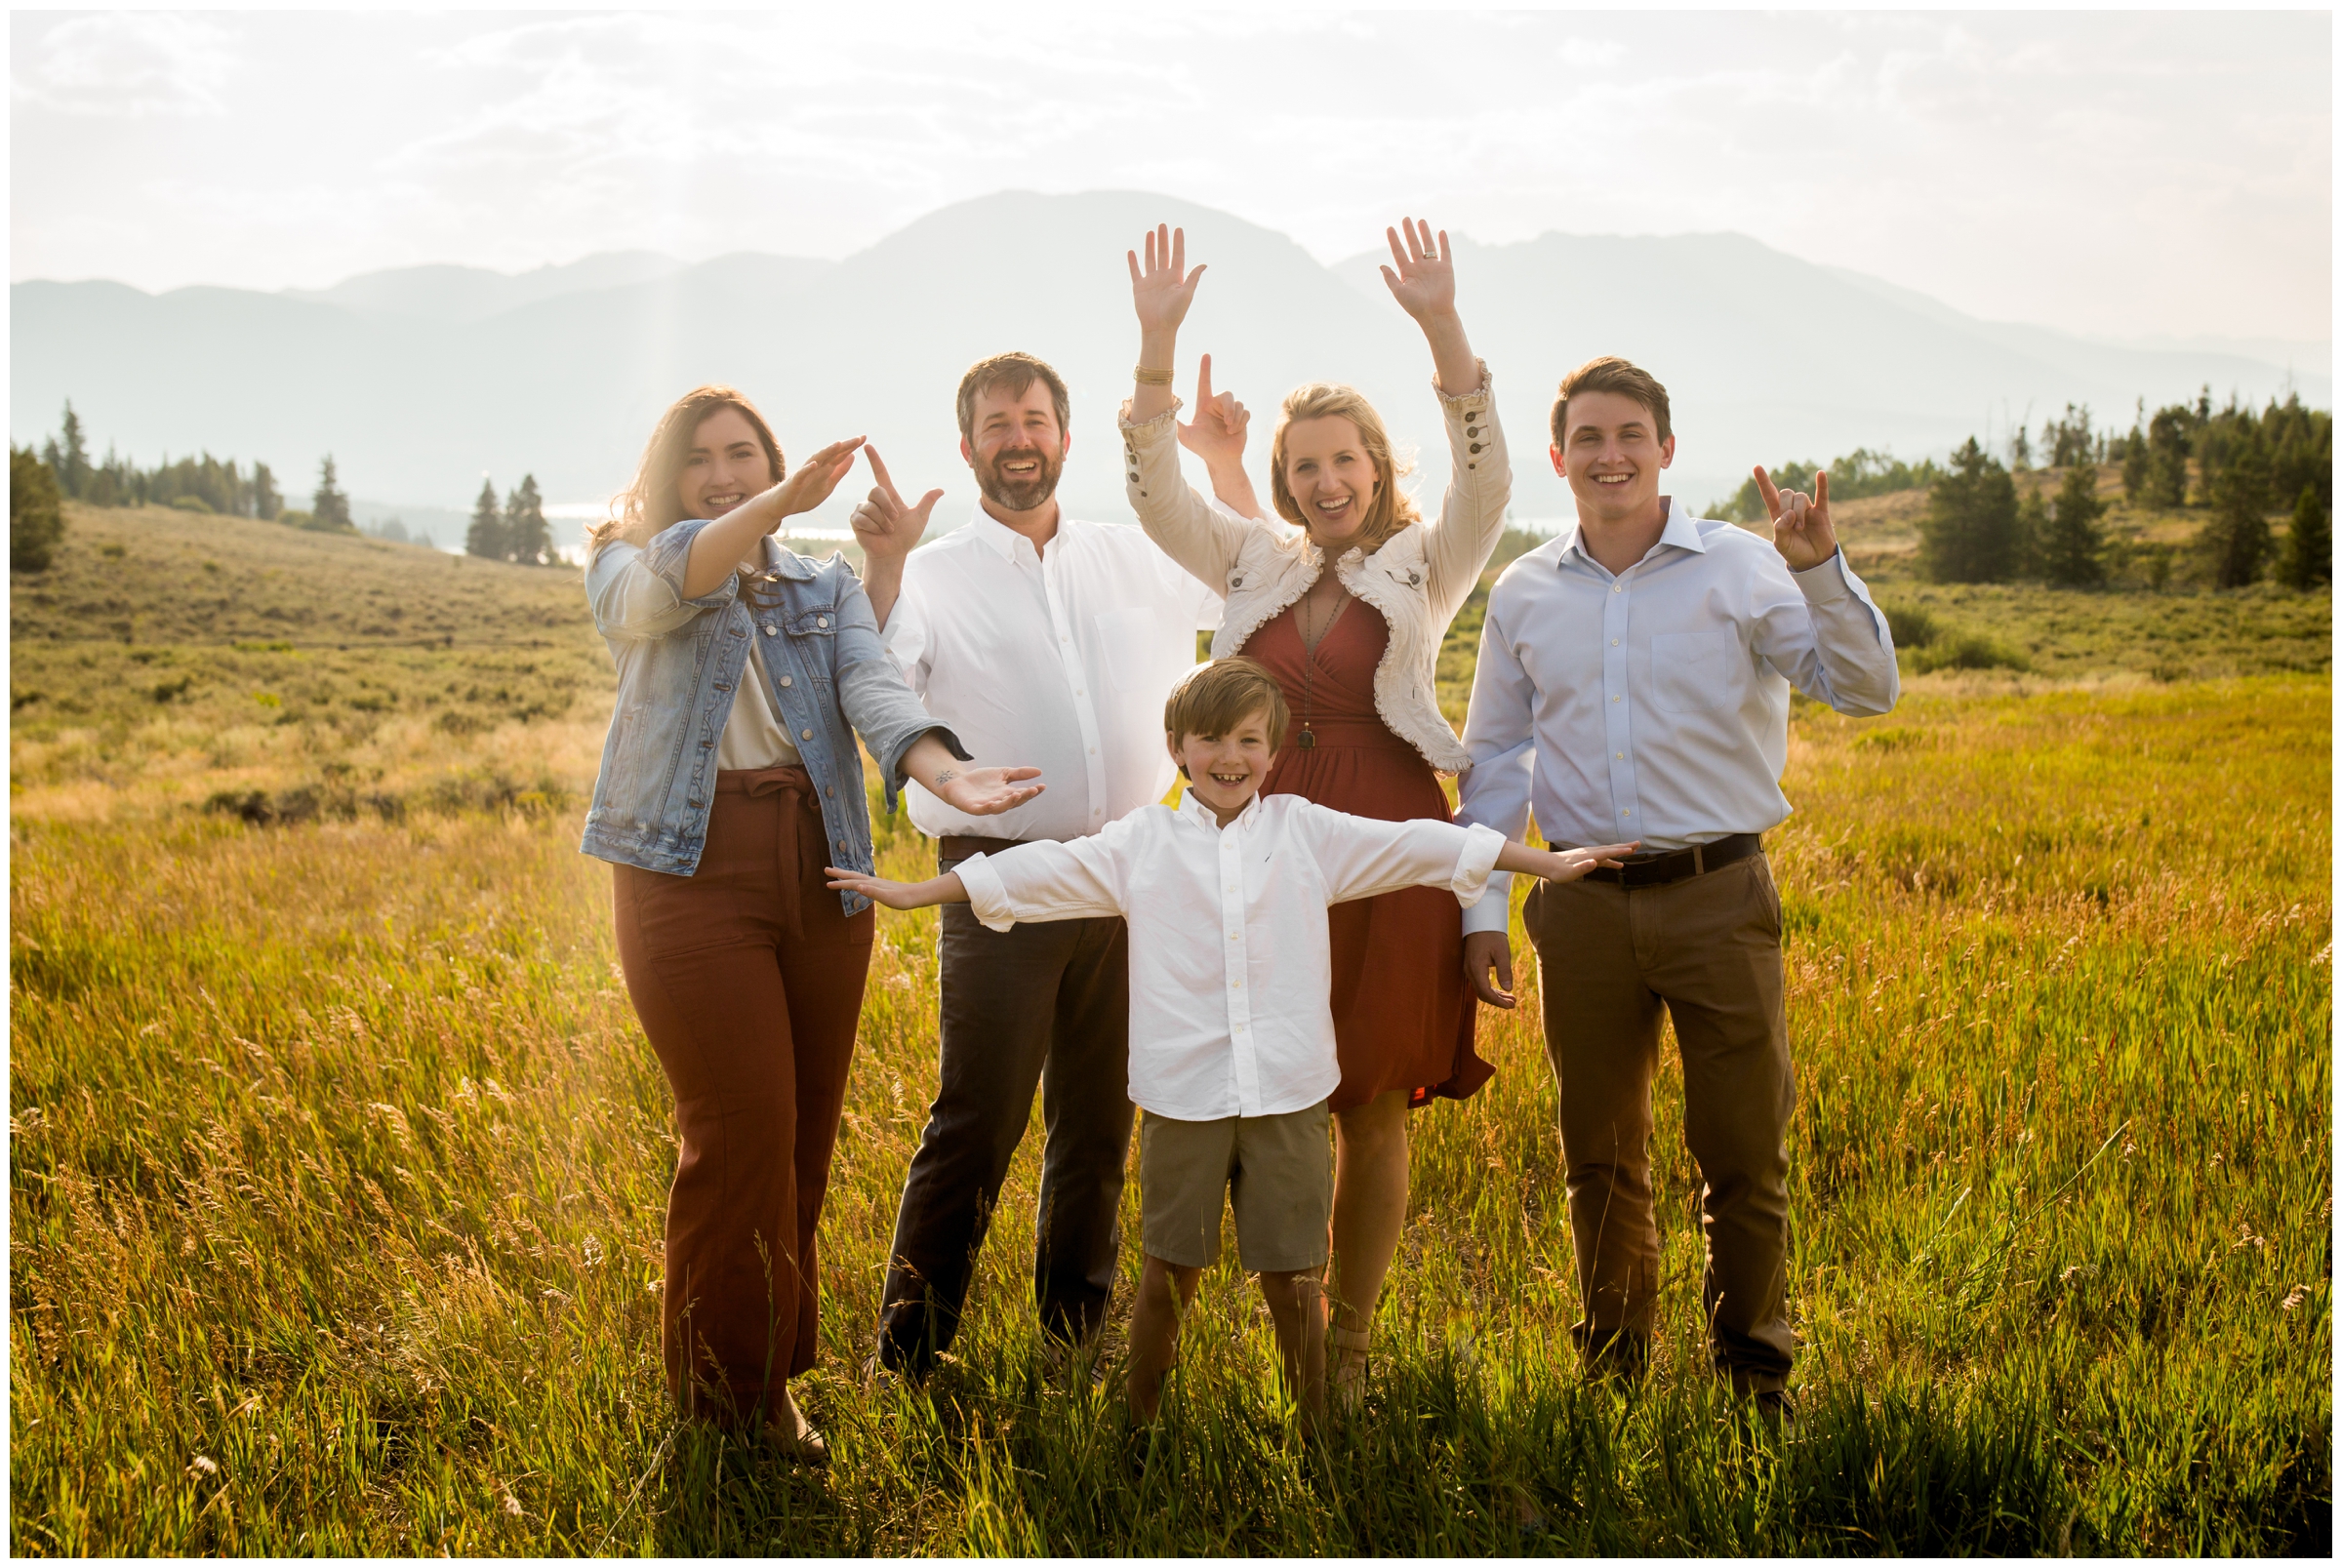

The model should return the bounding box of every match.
[973,442,1063,513]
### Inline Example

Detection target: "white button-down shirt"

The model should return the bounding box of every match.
[957,791,1506,1120]
[1457,501,1898,936]
[886,507,1222,843]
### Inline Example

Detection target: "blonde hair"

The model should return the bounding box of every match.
[1268,382,1420,556]
[586,385,785,561]
[1164,657,1291,758]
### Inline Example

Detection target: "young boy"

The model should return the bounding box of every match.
[828,658,1632,1423]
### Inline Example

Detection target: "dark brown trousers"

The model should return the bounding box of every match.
[612,766,873,1422]
[1524,853,1796,1393]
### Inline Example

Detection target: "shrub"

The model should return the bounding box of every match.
[11,445,65,572]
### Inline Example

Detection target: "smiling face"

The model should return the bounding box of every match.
[675,406,780,520]
[1554,388,1674,526]
[1279,414,1383,548]
[1169,704,1278,824]
[961,380,1069,515]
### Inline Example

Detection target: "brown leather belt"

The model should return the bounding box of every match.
[1577,831,1762,889]
[940,834,1026,864]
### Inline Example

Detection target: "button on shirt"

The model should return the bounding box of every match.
[886,508,1222,842]
[956,792,1507,1119]
[1457,502,1899,936]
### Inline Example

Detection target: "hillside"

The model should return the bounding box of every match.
[13,192,2326,541]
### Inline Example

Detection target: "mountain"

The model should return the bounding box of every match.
[12,191,2327,541]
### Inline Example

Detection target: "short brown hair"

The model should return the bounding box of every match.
[1551,355,1673,449]
[1163,657,1290,759]
[956,352,1071,445]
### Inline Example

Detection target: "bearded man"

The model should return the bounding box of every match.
[853,351,1221,1382]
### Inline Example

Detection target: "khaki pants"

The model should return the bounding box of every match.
[1523,854,1795,1393]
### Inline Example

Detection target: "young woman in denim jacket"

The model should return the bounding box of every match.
[582,385,1041,1458]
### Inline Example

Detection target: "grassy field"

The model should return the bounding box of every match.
[9,501,2333,1553]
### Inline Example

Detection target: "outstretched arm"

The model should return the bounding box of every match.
[683,437,865,598]
[1129,223,1206,426]
[826,866,968,910]
[1495,840,1636,882]
[1177,353,1265,521]
[899,731,1046,816]
[1381,219,1481,397]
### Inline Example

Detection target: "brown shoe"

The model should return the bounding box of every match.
[761,1396,829,1467]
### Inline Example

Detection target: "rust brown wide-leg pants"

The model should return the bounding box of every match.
[1523,854,1795,1394]
[611,766,873,1423]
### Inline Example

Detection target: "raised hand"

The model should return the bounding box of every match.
[1128,222,1207,339]
[1176,353,1250,469]
[850,444,944,567]
[928,764,1046,818]
[1755,466,1839,571]
[1379,218,1457,324]
[769,437,866,519]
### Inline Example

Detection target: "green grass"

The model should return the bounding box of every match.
[8,502,2332,1553]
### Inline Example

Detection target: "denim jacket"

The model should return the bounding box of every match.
[580,518,957,914]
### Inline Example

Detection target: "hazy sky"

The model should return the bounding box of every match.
[11,7,2332,343]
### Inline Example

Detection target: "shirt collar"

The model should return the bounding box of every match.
[1556,495,1704,569]
[1177,785,1260,832]
[966,503,1082,564]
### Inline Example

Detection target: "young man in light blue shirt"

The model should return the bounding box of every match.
[1455,356,1899,1420]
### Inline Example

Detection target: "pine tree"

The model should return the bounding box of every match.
[2120,400,2151,503]
[1918,437,2021,583]
[2281,485,2330,590]
[2041,462,2107,587]
[504,474,552,566]
[465,479,505,560]
[2014,484,2048,581]
[47,402,92,500]
[307,455,355,533]
[2145,405,2192,508]
[252,462,282,521]
[2201,421,2271,589]
[11,445,65,572]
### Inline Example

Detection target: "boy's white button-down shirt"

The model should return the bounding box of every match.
[884,507,1222,843]
[1455,503,1899,936]
[956,791,1507,1120]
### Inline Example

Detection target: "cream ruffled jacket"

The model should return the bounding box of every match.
[1117,366,1511,775]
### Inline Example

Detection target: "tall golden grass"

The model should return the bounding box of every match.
[11,670,2328,1553]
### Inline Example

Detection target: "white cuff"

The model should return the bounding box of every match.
[1448,823,1507,904]
[1461,871,1514,936]
[1792,547,1851,604]
[1115,397,1183,437]
[954,853,1018,933]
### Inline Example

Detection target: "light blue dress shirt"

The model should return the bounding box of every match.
[1456,500,1899,936]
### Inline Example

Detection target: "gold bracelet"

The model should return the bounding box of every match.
[1132,364,1175,385]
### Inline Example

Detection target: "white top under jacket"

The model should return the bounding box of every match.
[956,790,1506,1120]
[884,506,1223,843]
[1116,362,1510,776]
[1456,502,1899,936]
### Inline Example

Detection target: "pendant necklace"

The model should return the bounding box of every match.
[1297,580,1323,749]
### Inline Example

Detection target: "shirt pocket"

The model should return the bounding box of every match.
[783,603,840,685]
[1093,606,1171,698]
[1649,629,1744,714]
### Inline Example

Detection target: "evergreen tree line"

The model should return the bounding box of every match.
[464,476,555,566]
[1711,447,1945,523]
[33,400,287,520]
[1919,390,2330,591]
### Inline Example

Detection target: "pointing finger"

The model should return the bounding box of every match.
[1814,470,1831,512]
[866,443,900,504]
[1753,464,1784,517]
[1196,352,1214,406]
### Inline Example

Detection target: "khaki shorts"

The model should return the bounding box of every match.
[1139,1102,1332,1272]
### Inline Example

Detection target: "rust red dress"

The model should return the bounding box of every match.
[1245,596,1493,1112]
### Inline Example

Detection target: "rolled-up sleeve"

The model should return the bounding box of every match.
[1120,398,1254,593]
[830,569,966,807]
[586,520,742,640]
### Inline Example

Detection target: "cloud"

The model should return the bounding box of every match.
[13,12,236,118]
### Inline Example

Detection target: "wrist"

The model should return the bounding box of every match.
[1137,328,1179,367]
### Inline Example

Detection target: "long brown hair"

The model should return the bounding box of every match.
[586,384,786,561]
[1267,382,1420,557]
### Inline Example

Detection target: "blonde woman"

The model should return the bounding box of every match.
[581,385,1042,1456]
[1119,221,1510,1404]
